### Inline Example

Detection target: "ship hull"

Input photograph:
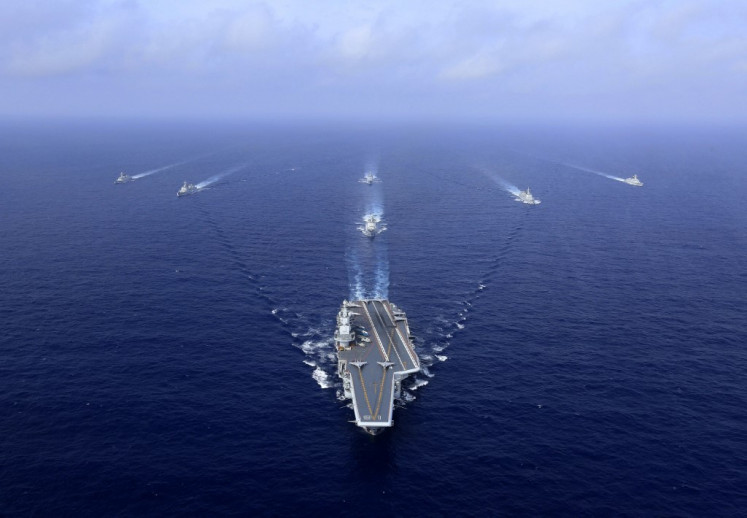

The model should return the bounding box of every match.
[335,299,420,433]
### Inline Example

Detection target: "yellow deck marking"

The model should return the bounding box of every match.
[372,327,397,419]
[390,326,407,370]
[356,365,374,418]
[355,301,415,422]
[373,363,388,419]
[362,302,388,359]
[382,303,407,370]
[383,302,417,367]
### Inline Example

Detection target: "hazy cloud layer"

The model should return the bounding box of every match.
[1,0,745,122]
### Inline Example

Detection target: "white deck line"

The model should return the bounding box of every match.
[361,374,395,427]
[382,304,419,367]
[361,301,389,361]
[340,299,418,431]
[351,365,394,427]
[348,374,363,424]
[372,302,407,369]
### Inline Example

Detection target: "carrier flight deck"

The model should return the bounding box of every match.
[335,299,420,434]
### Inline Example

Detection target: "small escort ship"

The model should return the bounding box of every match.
[359,172,380,185]
[516,188,541,205]
[177,181,198,197]
[358,214,386,237]
[335,299,420,434]
[623,174,643,186]
[115,172,133,184]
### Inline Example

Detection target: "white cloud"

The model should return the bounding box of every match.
[220,5,276,53]
[0,0,745,121]
[5,2,139,77]
[336,25,374,61]
[441,51,506,80]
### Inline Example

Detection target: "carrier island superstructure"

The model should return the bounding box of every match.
[335,299,420,434]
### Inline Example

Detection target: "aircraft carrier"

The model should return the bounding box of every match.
[335,299,420,434]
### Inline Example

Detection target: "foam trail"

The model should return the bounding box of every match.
[562,163,625,182]
[312,367,333,389]
[132,161,185,179]
[365,156,379,176]
[374,245,389,299]
[195,164,245,189]
[486,172,521,196]
[365,191,384,217]
[352,269,364,300]
[346,250,365,300]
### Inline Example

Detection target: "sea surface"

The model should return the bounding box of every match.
[1,120,746,516]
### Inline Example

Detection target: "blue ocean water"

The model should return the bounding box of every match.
[1,120,746,516]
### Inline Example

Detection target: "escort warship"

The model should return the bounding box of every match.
[115,172,133,184]
[623,174,643,186]
[359,172,380,185]
[358,214,386,237]
[516,188,541,205]
[177,181,198,197]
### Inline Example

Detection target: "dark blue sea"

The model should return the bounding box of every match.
[1,120,746,517]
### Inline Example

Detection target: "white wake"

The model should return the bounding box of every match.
[132,160,185,179]
[194,164,246,189]
[562,162,625,182]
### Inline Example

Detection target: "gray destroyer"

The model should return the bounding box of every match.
[335,299,420,433]
[623,174,643,186]
[115,172,133,184]
[177,181,198,197]
[358,214,386,238]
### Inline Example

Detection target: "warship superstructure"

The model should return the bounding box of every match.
[115,172,133,184]
[516,188,541,205]
[623,174,643,186]
[359,172,380,185]
[358,214,386,237]
[177,181,198,197]
[335,299,420,433]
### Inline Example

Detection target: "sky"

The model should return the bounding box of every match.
[0,0,745,123]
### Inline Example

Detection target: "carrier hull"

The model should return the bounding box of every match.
[335,299,419,433]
